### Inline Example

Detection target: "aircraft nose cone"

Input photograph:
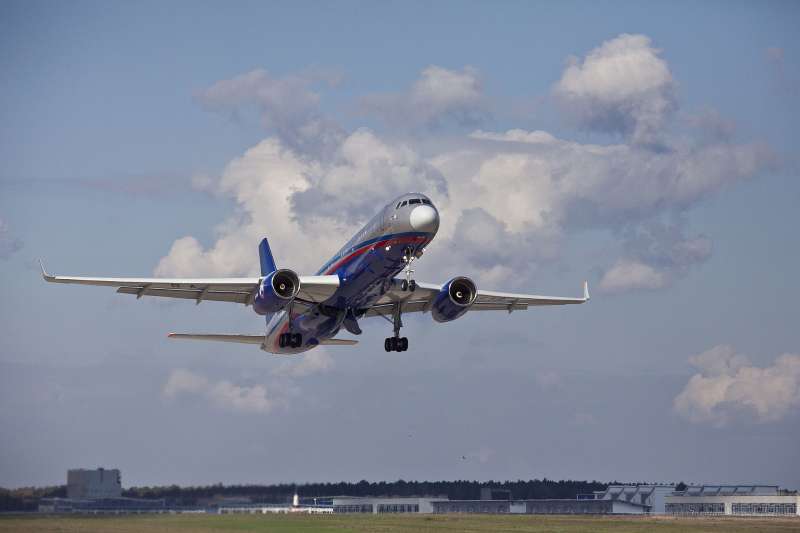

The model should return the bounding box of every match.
[410,205,439,233]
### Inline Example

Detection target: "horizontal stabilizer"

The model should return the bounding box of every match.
[168,333,265,345]
[319,339,359,345]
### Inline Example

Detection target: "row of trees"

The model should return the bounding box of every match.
[120,479,626,506]
[0,486,66,512]
[4,479,693,510]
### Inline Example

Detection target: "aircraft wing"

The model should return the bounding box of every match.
[167,333,358,346]
[39,260,339,306]
[365,279,589,317]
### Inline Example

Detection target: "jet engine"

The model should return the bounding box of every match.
[431,276,477,323]
[253,269,300,315]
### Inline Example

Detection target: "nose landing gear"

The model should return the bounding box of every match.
[400,247,416,292]
[383,301,408,352]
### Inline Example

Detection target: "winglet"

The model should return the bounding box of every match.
[584,281,590,300]
[39,259,54,282]
[167,333,174,338]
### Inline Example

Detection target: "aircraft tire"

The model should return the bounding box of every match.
[291,333,302,348]
[401,279,408,291]
[384,338,391,352]
[391,337,399,351]
[279,333,286,348]
[400,337,409,351]
[409,280,416,291]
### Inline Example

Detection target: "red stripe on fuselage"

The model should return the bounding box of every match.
[324,235,430,275]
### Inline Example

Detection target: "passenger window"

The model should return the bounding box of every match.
[400,201,407,207]
[421,199,431,205]
[409,199,421,205]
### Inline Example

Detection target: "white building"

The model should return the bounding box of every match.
[594,485,676,514]
[67,468,121,500]
[665,486,799,516]
[218,493,332,514]
[332,496,447,514]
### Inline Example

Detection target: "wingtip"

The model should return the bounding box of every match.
[583,281,590,300]
[167,333,174,338]
[39,259,52,281]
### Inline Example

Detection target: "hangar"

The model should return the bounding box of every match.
[665,486,799,516]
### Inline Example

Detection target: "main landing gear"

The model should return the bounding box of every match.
[278,299,303,348]
[279,332,302,348]
[383,302,408,352]
[400,246,416,292]
[385,336,408,352]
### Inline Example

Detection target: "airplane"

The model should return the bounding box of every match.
[40,193,589,353]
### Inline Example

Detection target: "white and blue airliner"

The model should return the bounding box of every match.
[41,193,589,353]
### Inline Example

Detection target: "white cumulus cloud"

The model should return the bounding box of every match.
[598,217,713,293]
[164,368,296,415]
[348,65,490,127]
[270,349,336,378]
[551,34,678,145]
[156,36,784,294]
[674,345,800,427]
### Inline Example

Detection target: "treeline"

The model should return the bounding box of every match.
[0,486,65,512]
[121,479,626,505]
[3,479,660,510]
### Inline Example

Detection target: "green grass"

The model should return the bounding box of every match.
[1,514,799,533]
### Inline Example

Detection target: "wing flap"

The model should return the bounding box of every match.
[319,339,359,346]
[117,287,250,304]
[167,333,265,344]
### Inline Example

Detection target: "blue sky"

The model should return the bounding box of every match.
[1,1,799,490]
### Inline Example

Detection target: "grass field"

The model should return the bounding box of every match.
[1,514,799,533]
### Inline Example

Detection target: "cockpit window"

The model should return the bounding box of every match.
[396,202,402,209]
[400,200,407,207]
[409,199,421,205]
[421,199,431,205]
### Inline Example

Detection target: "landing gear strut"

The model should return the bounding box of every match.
[400,246,416,292]
[383,302,408,352]
[278,300,302,348]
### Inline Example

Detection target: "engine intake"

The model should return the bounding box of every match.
[431,276,477,323]
[253,269,300,315]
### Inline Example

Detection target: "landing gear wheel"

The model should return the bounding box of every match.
[390,337,399,351]
[279,333,287,348]
[400,337,409,351]
[384,338,392,352]
[408,280,416,292]
[401,279,409,291]
[292,333,302,348]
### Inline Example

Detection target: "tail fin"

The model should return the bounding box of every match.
[258,238,277,276]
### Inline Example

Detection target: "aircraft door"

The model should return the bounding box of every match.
[379,207,388,231]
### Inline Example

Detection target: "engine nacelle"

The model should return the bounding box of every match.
[253,269,300,315]
[431,276,477,323]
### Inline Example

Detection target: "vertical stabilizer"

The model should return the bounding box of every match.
[258,238,277,276]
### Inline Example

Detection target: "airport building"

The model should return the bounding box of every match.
[67,468,121,500]
[665,486,799,516]
[332,496,446,514]
[593,485,676,513]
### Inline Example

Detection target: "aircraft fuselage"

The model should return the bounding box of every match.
[264,193,439,354]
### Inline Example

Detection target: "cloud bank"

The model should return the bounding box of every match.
[156,34,783,294]
[674,345,800,427]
